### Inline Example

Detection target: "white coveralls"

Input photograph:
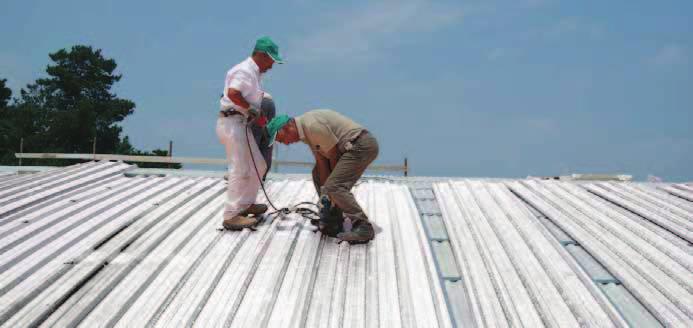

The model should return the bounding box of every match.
[217,57,268,219]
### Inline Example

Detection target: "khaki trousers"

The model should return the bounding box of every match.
[311,131,379,224]
[216,116,267,219]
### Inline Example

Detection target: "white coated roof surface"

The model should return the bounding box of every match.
[0,161,692,327]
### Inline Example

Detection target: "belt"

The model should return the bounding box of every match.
[351,130,368,143]
[219,109,243,118]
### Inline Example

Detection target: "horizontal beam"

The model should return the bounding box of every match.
[16,153,227,165]
[15,153,406,172]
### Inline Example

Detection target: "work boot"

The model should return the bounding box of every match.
[239,204,268,216]
[337,220,375,244]
[319,222,344,238]
[223,215,258,230]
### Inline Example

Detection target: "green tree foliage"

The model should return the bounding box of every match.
[0,79,10,108]
[0,79,11,163]
[0,45,180,169]
[0,79,27,165]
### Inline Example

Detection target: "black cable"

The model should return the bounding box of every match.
[245,122,282,212]
[244,121,320,219]
[291,201,320,209]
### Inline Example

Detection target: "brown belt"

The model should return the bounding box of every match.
[351,130,368,143]
[219,110,243,118]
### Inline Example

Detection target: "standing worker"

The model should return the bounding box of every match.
[266,110,379,243]
[217,36,283,230]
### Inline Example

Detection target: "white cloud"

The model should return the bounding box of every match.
[287,0,464,64]
[651,44,687,67]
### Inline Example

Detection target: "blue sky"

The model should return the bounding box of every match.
[2,0,692,181]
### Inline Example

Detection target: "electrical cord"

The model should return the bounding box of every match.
[244,121,320,221]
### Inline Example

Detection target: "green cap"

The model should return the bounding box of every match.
[254,36,284,64]
[266,114,291,145]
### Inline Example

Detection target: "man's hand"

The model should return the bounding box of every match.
[255,115,268,127]
[247,108,260,123]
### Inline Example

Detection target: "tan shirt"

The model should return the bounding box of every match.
[295,109,364,157]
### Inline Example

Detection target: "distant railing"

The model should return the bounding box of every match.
[15,153,409,176]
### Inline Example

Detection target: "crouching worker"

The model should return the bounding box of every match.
[267,110,379,243]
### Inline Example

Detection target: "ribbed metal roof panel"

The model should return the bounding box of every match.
[0,162,452,328]
[1,162,691,327]
[509,180,693,327]
[435,180,626,328]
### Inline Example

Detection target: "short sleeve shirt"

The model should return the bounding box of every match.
[295,109,364,157]
[219,57,264,111]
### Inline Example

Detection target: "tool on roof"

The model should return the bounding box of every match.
[315,193,346,237]
[318,194,331,225]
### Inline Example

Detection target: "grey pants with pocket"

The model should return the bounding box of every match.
[311,131,379,224]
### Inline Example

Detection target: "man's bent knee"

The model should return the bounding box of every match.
[322,182,348,197]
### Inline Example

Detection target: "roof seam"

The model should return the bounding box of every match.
[409,183,462,328]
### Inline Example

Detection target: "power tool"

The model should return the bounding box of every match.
[315,194,344,237]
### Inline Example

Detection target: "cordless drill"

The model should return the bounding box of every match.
[317,192,344,237]
[318,194,332,225]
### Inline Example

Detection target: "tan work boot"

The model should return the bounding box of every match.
[337,220,375,244]
[239,204,268,216]
[223,215,258,230]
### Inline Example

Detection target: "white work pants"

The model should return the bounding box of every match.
[216,115,267,219]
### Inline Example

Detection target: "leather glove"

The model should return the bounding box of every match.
[255,116,268,127]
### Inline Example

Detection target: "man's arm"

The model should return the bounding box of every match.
[227,88,260,121]
[325,145,339,171]
[312,150,332,189]
[225,70,260,116]
[227,88,250,110]
[309,122,339,170]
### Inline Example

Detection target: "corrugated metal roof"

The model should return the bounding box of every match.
[0,172,15,179]
[1,161,691,327]
[434,179,693,327]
